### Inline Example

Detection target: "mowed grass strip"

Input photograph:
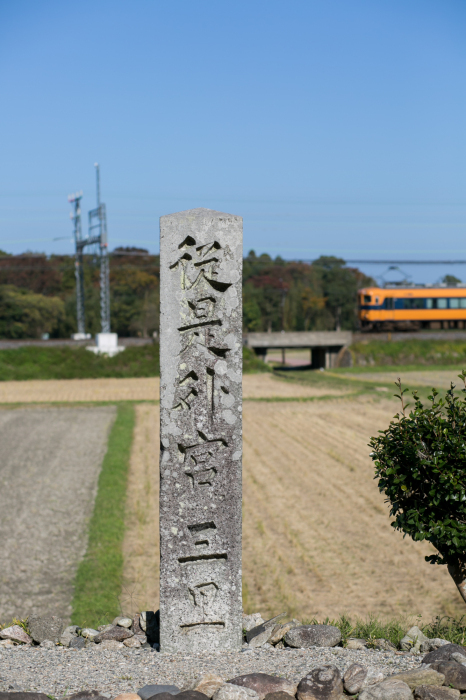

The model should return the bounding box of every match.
[71,403,135,628]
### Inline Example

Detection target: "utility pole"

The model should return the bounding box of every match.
[88,163,111,333]
[68,191,86,336]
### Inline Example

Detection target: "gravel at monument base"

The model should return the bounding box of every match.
[0,406,116,622]
[0,647,424,696]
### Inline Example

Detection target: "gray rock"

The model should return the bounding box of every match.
[359,679,413,700]
[343,664,368,694]
[184,673,225,698]
[80,628,99,640]
[213,685,259,700]
[138,686,180,700]
[228,673,296,700]
[431,661,466,690]
[113,616,133,628]
[263,694,294,700]
[388,669,445,690]
[94,625,133,643]
[285,625,341,649]
[0,625,32,645]
[69,636,85,650]
[64,693,109,700]
[177,693,221,700]
[97,624,114,633]
[123,637,142,648]
[414,687,460,700]
[421,639,450,653]
[362,669,385,688]
[423,644,466,665]
[401,626,430,652]
[28,615,65,644]
[451,652,466,666]
[39,640,55,649]
[268,620,301,646]
[98,639,123,650]
[245,614,287,643]
[297,665,343,700]
[346,637,367,650]
[0,694,50,700]
[60,626,80,647]
[373,638,396,651]
[242,614,265,632]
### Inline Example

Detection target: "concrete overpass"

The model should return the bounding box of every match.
[244,331,353,369]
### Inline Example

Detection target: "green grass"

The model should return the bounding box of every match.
[70,403,135,628]
[351,339,466,368]
[0,344,268,380]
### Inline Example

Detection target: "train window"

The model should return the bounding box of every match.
[450,298,459,309]
[437,299,447,309]
[402,298,425,309]
[385,298,394,309]
[426,299,433,309]
[375,297,379,305]
[461,299,466,309]
[364,295,371,304]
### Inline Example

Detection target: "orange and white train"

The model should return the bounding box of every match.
[358,285,466,331]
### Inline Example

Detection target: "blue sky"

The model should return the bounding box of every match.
[0,0,465,283]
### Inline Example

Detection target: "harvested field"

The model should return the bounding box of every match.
[0,406,116,624]
[121,382,464,621]
[350,368,465,390]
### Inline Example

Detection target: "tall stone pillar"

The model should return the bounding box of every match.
[159,208,243,653]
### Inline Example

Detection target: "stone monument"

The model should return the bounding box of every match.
[159,208,243,653]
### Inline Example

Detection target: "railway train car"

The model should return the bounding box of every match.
[358,285,466,331]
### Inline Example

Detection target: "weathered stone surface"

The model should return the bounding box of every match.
[113,616,133,628]
[97,639,123,650]
[401,627,430,652]
[69,636,85,650]
[113,695,142,700]
[297,665,343,700]
[423,644,466,664]
[65,693,107,700]
[414,687,460,700]
[285,625,341,648]
[80,628,99,640]
[268,620,301,646]
[374,638,396,651]
[246,628,271,649]
[185,674,225,698]
[176,693,211,700]
[28,615,65,643]
[432,661,466,690]
[97,624,114,633]
[362,669,384,688]
[451,652,466,666]
[40,639,55,649]
[421,639,450,653]
[0,639,16,647]
[123,636,142,648]
[343,664,368,694]
[0,624,32,644]
[246,614,287,645]
[213,685,259,700]
[60,625,80,647]
[159,208,243,653]
[228,673,296,700]
[138,685,180,700]
[346,637,367,650]
[94,625,133,643]
[388,669,444,690]
[358,679,413,700]
[242,614,264,632]
[263,694,295,700]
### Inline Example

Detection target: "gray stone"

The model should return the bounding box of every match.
[0,694,50,700]
[113,616,133,628]
[362,669,384,688]
[374,638,396,651]
[431,661,466,690]
[98,639,123,650]
[213,685,259,700]
[138,686,180,700]
[285,624,341,648]
[69,636,85,650]
[268,620,301,645]
[97,624,114,632]
[297,665,343,700]
[28,615,65,644]
[228,674,296,700]
[184,674,225,698]
[421,639,450,653]
[414,687,460,700]
[123,636,142,648]
[177,694,216,700]
[451,653,466,666]
[64,693,108,700]
[60,625,80,647]
[159,208,243,653]
[94,625,133,643]
[401,626,430,652]
[423,644,466,664]
[388,669,445,689]
[39,640,55,649]
[0,625,32,645]
[242,614,264,632]
[346,637,367,650]
[263,695,294,700]
[358,679,413,700]
[343,664,368,694]
[80,628,99,640]
[246,614,287,645]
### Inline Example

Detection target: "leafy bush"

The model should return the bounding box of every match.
[0,285,64,338]
[370,373,466,603]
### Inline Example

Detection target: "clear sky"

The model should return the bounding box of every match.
[1,0,465,283]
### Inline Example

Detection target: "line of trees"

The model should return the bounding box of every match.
[0,248,372,339]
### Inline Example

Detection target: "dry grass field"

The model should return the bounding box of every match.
[119,374,466,622]
[350,368,466,390]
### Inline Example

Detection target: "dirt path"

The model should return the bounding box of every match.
[121,390,464,621]
[0,406,116,624]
